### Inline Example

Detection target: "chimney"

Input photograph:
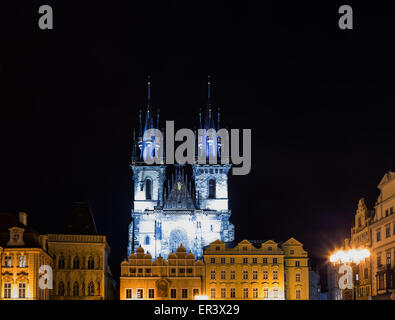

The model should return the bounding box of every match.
[18,212,27,226]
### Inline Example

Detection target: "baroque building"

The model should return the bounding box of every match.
[0,203,115,300]
[128,78,234,259]
[203,239,309,300]
[0,212,52,300]
[120,245,204,300]
[330,171,395,300]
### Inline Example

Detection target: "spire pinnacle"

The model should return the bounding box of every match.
[207,75,211,102]
[147,75,151,103]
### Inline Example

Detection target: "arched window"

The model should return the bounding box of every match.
[88,256,94,269]
[58,281,65,296]
[208,179,216,199]
[145,235,150,245]
[88,282,95,296]
[73,281,79,296]
[73,256,79,269]
[145,179,152,200]
[58,256,65,269]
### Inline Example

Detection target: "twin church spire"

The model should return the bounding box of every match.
[131,76,223,164]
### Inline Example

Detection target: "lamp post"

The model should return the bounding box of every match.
[329,248,370,300]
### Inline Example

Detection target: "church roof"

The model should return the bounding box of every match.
[62,202,98,235]
[163,166,195,210]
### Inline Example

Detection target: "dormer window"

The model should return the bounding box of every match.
[7,227,25,247]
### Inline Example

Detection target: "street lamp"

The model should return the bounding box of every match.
[329,248,370,300]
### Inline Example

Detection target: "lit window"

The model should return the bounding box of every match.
[295,260,300,267]
[273,288,278,299]
[19,256,26,268]
[126,289,132,299]
[170,288,177,299]
[273,258,278,264]
[230,270,236,280]
[230,288,236,298]
[193,288,199,297]
[181,289,188,299]
[88,256,94,269]
[296,289,301,299]
[253,270,258,280]
[243,257,248,264]
[296,273,301,282]
[386,226,390,238]
[263,288,268,298]
[210,270,216,280]
[262,258,268,264]
[210,288,216,299]
[242,270,249,280]
[243,288,249,298]
[273,270,278,280]
[252,258,257,264]
[230,257,235,264]
[386,252,391,266]
[377,230,381,242]
[221,288,226,298]
[220,257,225,264]
[221,270,226,280]
[263,271,268,280]
[136,288,143,299]
[19,283,26,299]
[4,283,11,299]
[253,288,258,298]
[210,258,215,264]
[88,282,95,296]
[5,255,12,267]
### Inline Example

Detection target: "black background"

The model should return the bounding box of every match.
[1,1,394,291]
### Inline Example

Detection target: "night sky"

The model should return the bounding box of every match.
[1,1,395,290]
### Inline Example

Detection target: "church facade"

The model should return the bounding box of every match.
[128,79,234,259]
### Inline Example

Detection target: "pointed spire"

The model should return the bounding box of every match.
[207,75,211,102]
[147,75,151,103]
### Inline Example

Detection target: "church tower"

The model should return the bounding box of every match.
[128,77,234,259]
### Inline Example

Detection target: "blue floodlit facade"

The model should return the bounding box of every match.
[127,78,235,259]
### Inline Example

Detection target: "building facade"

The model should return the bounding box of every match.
[0,212,52,300]
[371,172,395,299]
[203,239,309,300]
[128,79,234,259]
[332,171,395,300]
[120,245,205,300]
[47,202,115,300]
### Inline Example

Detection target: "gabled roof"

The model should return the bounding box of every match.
[282,237,303,246]
[62,202,98,235]
[378,171,395,188]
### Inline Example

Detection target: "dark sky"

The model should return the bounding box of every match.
[1,1,394,289]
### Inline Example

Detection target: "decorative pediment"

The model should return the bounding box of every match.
[282,237,303,246]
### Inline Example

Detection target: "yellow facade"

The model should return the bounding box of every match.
[203,239,309,300]
[0,213,53,300]
[47,233,113,300]
[338,171,395,300]
[120,245,204,300]
[371,172,395,298]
